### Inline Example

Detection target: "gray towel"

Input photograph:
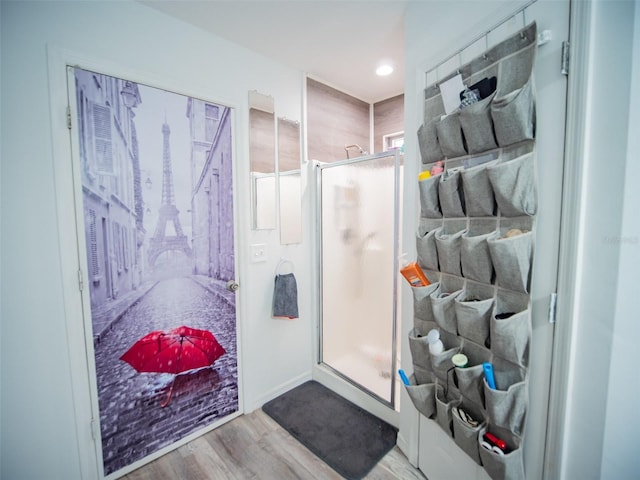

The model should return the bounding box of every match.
[273,273,299,319]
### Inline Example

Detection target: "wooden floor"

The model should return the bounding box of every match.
[124,409,427,480]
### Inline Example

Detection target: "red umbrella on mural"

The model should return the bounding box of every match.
[120,325,226,407]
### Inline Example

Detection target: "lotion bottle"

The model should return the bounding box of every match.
[427,329,444,355]
[399,255,430,287]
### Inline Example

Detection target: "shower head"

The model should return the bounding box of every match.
[344,144,367,159]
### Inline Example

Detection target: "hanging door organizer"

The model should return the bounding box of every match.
[406,22,538,480]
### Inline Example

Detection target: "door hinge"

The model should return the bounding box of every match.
[66,106,72,129]
[561,41,570,76]
[548,293,558,324]
[78,268,84,292]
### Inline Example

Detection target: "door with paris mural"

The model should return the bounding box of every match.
[68,66,239,478]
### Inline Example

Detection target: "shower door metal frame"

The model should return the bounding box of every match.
[315,150,401,409]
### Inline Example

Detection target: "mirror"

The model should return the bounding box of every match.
[249,91,276,230]
[278,118,302,244]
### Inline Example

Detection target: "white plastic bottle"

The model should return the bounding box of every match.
[426,329,444,355]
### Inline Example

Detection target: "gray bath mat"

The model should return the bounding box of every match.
[262,381,397,479]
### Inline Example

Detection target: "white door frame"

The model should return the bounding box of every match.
[312,152,402,428]
[542,1,592,475]
[545,1,637,477]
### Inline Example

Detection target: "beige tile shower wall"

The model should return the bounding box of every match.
[374,94,404,153]
[307,78,370,162]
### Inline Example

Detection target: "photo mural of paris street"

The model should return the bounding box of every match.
[72,67,238,476]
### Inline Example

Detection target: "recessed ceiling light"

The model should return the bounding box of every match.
[376,64,394,76]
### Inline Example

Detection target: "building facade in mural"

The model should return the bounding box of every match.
[188,98,234,281]
[75,71,144,309]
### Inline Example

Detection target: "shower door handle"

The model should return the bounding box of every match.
[226,280,239,292]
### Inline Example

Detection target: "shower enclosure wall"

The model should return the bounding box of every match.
[317,151,402,407]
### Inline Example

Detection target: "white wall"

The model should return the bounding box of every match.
[0,1,312,478]
[600,2,640,478]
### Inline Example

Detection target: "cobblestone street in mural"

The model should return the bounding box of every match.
[95,277,237,474]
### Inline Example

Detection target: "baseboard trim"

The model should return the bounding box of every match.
[396,431,418,467]
[246,372,312,412]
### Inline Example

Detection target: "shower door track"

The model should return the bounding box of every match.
[315,151,401,410]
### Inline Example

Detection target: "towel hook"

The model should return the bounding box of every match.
[276,258,294,275]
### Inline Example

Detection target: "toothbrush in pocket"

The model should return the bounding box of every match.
[483,362,497,389]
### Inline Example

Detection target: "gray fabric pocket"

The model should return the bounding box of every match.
[412,282,440,325]
[431,288,462,334]
[435,229,465,276]
[460,92,498,153]
[452,405,484,465]
[436,112,467,158]
[419,174,443,218]
[405,375,437,418]
[491,80,535,147]
[455,363,486,407]
[484,379,527,435]
[456,341,492,406]
[416,226,439,271]
[492,358,527,392]
[455,294,494,346]
[478,426,525,480]
[460,162,497,217]
[462,339,492,367]
[413,364,433,387]
[418,119,444,164]
[490,291,531,366]
[423,269,441,287]
[409,328,433,384]
[438,169,466,217]
[491,41,536,147]
[431,344,462,384]
[435,383,460,437]
[461,230,495,284]
[486,153,536,217]
[487,231,533,293]
[414,316,437,340]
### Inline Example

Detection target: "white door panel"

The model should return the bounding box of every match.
[521,3,570,479]
[67,66,240,478]
[417,2,570,479]
[420,418,492,480]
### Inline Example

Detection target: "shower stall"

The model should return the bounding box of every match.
[316,150,402,408]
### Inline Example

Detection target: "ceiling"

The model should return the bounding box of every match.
[141,0,408,104]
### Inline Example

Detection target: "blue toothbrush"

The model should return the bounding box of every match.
[483,362,497,389]
[398,369,411,386]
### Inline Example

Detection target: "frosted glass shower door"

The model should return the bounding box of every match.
[318,152,400,405]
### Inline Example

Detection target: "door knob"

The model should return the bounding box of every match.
[226,280,239,292]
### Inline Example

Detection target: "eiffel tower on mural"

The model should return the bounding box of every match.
[147,121,192,267]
